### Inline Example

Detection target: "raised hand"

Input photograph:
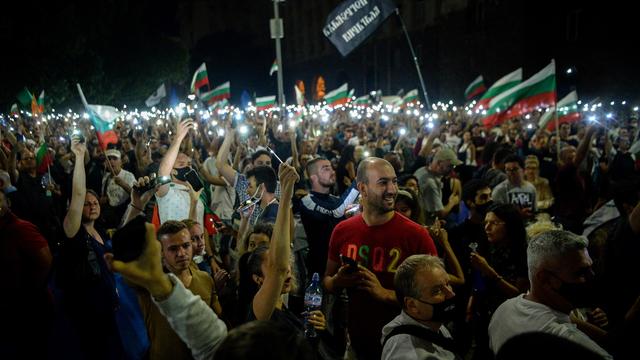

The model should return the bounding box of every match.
[176,118,195,140]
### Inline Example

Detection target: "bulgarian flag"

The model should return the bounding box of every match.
[269,60,278,76]
[10,103,19,116]
[35,142,53,175]
[17,87,33,108]
[37,90,45,113]
[256,95,277,112]
[538,90,580,131]
[77,84,121,149]
[201,81,231,105]
[403,89,419,104]
[464,75,486,101]
[474,68,522,111]
[208,98,229,110]
[190,62,209,95]
[354,94,370,106]
[482,60,556,128]
[324,83,349,106]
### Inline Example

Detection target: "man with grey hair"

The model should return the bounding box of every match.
[381,255,461,360]
[414,148,461,225]
[488,230,612,359]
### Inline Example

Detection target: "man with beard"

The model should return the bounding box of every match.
[324,157,437,359]
[295,157,359,276]
[488,230,612,359]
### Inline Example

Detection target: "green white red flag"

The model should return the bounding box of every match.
[190,62,209,95]
[16,87,33,107]
[464,76,486,101]
[37,90,45,113]
[256,95,277,112]
[77,84,121,149]
[538,90,580,131]
[403,89,419,104]
[200,81,231,105]
[474,68,522,111]
[324,83,349,106]
[354,95,371,106]
[482,60,556,128]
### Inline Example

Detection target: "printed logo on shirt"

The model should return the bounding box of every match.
[344,244,402,273]
[507,192,533,208]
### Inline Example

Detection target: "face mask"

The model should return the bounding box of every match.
[475,200,494,217]
[420,297,456,322]
[555,280,596,308]
[174,166,191,181]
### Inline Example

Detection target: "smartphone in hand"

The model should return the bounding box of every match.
[183,168,204,192]
[339,254,358,273]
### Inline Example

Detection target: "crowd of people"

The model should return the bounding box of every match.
[1,99,639,360]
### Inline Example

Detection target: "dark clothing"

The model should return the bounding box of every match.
[123,149,139,177]
[248,303,305,333]
[258,202,279,224]
[609,152,636,182]
[57,225,124,360]
[553,163,589,233]
[12,171,61,246]
[0,212,53,359]
[602,216,640,327]
[293,183,359,276]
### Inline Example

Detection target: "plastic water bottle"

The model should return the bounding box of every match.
[303,272,322,338]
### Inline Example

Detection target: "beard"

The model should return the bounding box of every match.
[368,191,396,214]
[318,177,336,188]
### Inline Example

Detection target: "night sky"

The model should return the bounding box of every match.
[2,0,638,110]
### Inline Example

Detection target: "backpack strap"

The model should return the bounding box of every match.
[383,324,459,355]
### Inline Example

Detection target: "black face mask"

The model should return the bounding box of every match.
[555,278,596,308]
[422,297,457,323]
[173,166,191,181]
[475,200,494,217]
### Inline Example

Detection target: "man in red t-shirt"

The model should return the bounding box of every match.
[323,157,437,359]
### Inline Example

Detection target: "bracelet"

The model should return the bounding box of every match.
[129,203,144,212]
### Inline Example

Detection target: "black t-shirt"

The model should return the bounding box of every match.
[13,172,59,243]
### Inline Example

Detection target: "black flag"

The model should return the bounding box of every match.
[323,0,397,57]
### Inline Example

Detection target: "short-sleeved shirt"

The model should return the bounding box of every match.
[102,169,137,207]
[489,295,612,359]
[491,180,537,211]
[417,170,444,213]
[156,183,205,225]
[327,212,437,358]
[234,172,281,225]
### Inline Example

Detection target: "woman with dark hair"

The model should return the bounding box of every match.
[336,144,356,194]
[237,164,327,340]
[467,203,529,360]
[57,137,125,359]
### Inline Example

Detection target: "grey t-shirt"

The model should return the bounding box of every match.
[492,180,537,211]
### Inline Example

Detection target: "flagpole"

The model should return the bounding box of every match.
[395,9,431,110]
[271,0,285,110]
[554,109,561,162]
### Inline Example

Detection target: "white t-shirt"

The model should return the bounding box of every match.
[203,157,236,221]
[156,183,205,225]
[488,294,612,359]
[102,169,137,207]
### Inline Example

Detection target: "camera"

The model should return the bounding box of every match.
[112,215,148,262]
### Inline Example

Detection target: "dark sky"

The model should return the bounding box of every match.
[1,0,638,109]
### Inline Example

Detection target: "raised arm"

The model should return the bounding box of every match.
[157,119,194,198]
[252,164,298,320]
[63,139,87,238]
[573,125,597,167]
[215,128,238,186]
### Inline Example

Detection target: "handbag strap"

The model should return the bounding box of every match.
[383,324,459,355]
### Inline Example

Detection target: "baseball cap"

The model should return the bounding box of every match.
[433,148,462,166]
[105,149,121,159]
